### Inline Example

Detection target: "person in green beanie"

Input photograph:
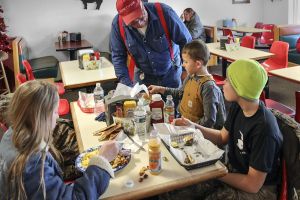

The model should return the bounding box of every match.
[160,59,282,200]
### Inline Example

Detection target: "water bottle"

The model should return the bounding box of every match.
[94,83,104,116]
[164,95,175,124]
[134,99,147,141]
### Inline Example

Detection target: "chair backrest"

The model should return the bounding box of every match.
[22,60,35,80]
[296,91,300,123]
[241,36,256,49]
[254,22,264,29]
[259,90,267,105]
[269,41,289,67]
[222,28,233,37]
[12,37,29,87]
[271,109,300,200]
[16,73,27,85]
[251,22,264,39]
[260,24,275,45]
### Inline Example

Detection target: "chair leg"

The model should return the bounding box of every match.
[264,79,270,99]
[295,91,300,123]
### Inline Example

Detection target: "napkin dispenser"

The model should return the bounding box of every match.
[70,32,81,42]
[104,92,137,125]
[78,49,94,69]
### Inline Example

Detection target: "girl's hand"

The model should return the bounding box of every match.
[98,141,119,162]
[148,85,165,94]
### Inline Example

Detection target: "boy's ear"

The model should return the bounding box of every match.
[196,60,203,68]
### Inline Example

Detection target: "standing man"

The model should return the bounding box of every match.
[110,0,192,87]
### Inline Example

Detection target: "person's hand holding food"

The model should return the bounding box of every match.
[148,85,165,95]
[98,141,119,162]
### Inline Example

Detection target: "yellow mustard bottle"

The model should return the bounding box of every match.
[123,100,136,118]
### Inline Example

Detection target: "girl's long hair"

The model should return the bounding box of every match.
[5,80,59,200]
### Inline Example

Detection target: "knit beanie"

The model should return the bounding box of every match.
[227,59,268,100]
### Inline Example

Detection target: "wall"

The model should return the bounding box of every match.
[262,0,289,24]
[2,0,268,61]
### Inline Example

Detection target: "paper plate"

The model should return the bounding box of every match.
[75,146,131,172]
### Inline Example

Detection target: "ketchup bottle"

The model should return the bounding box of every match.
[150,94,164,124]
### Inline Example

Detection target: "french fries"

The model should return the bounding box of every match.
[93,123,122,141]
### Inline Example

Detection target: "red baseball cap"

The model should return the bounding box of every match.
[116,0,143,25]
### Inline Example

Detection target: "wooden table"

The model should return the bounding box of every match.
[269,66,300,84]
[59,58,117,89]
[70,102,228,200]
[220,26,270,36]
[206,42,274,76]
[55,40,93,60]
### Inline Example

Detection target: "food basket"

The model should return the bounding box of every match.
[154,124,224,170]
[77,100,94,113]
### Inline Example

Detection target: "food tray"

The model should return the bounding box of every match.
[161,140,222,170]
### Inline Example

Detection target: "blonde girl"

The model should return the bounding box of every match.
[0,80,118,199]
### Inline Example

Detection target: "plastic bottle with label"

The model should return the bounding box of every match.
[150,94,164,124]
[164,95,175,124]
[94,83,104,116]
[134,99,147,141]
[148,130,161,175]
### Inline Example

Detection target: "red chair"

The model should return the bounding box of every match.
[21,61,69,116]
[22,60,65,95]
[240,36,256,49]
[16,73,27,85]
[261,41,289,72]
[222,28,234,37]
[259,24,275,45]
[261,41,289,98]
[260,91,295,117]
[295,91,300,123]
[251,22,264,42]
[212,74,225,86]
[58,99,70,116]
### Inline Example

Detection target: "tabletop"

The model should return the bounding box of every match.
[269,66,300,84]
[206,42,274,61]
[220,26,270,33]
[70,102,228,200]
[59,57,117,89]
[54,39,93,51]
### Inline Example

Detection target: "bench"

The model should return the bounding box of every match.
[204,25,218,66]
[274,25,300,66]
[12,37,59,87]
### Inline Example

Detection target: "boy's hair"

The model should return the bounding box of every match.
[182,40,210,66]
[6,80,59,199]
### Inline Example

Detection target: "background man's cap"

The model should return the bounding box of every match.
[116,0,143,25]
[227,59,268,100]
